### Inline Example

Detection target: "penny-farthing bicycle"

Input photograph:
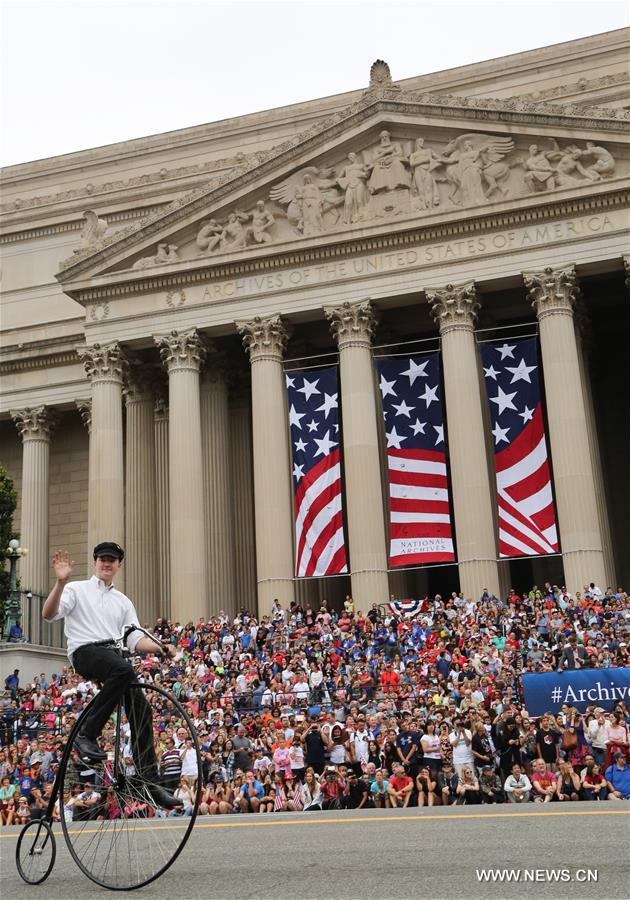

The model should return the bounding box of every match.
[16,625,202,890]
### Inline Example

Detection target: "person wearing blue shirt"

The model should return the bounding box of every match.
[238,772,265,812]
[605,753,630,799]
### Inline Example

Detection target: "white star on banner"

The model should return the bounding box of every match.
[289,404,306,429]
[505,358,537,384]
[518,405,535,424]
[392,399,415,418]
[496,343,516,360]
[306,420,318,433]
[410,419,426,435]
[419,384,439,407]
[285,374,295,388]
[483,364,500,381]
[386,426,406,449]
[315,392,339,418]
[297,377,321,400]
[313,430,338,457]
[379,374,398,399]
[293,463,304,480]
[294,437,307,453]
[400,358,429,385]
[433,424,444,445]
[490,386,518,416]
[492,422,511,445]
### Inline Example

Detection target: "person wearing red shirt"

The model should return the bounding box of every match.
[388,763,414,808]
[380,660,400,694]
[320,767,344,810]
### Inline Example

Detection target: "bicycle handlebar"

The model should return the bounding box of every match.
[121,624,169,655]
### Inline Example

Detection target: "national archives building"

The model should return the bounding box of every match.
[1,29,629,627]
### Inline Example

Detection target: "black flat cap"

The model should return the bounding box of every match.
[93,541,125,561]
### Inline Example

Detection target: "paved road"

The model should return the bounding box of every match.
[2,802,628,899]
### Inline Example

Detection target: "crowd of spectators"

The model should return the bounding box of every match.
[1,580,629,823]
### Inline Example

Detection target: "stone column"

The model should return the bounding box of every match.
[10,407,53,594]
[201,355,236,617]
[324,300,389,607]
[154,395,171,620]
[124,371,158,626]
[573,308,616,586]
[427,283,500,598]
[235,315,295,617]
[77,342,126,591]
[230,392,257,613]
[155,330,208,624]
[525,265,606,593]
[76,401,92,575]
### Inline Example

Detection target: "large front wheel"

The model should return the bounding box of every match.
[58,681,201,891]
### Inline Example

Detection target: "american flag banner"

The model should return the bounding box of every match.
[480,338,559,558]
[376,353,455,567]
[286,366,348,577]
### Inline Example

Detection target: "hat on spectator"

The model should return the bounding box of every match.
[93,541,125,561]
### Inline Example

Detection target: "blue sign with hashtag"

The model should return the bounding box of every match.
[521,668,630,716]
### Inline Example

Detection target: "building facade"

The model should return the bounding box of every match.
[1,30,629,626]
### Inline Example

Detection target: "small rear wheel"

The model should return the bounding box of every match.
[16,818,56,885]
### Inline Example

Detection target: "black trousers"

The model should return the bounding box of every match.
[73,645,157,777]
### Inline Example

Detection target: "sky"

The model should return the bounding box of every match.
[1,0,628,167]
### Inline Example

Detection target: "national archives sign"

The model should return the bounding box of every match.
[197,212,620,302]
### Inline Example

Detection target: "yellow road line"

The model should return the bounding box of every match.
[1,808,628,839]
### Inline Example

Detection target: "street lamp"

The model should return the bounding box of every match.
[3,538,28,641]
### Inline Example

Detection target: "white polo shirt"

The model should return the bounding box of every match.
[45,575,142,661]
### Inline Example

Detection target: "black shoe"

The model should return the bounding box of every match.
[148,785,184,810]
[75,732,107,761]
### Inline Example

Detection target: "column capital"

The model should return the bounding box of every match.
[236,315,289,363]
[623,254,630,293]
[78,341,127,384]
[524,265,578,320]
[427,282,479,334]
[10,406,54,441]
[76,400,92,433]
[324,299,376,349]
[154,329,207,373]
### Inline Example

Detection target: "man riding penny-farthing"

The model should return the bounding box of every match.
[15,542,201,891]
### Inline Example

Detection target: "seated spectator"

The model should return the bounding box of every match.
[478,765,505,804]
[301,769,322,812]
[556,761,580,801]
[605,752,630,799]
[455,766,480,805]
[531,759,557,803]
[437,763,458,806]
[370,769,390,809]
[342,772,368,810]
[239,771,264,813]
[73,783,102,821]
[581,762,609,801]
[388,763,414,808]
[15,795,31,825]
[504,764,532,803]
[416,766,438,807]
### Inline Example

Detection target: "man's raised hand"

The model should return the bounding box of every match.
[53,550,74,583]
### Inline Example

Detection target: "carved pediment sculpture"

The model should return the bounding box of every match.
[132,243,180,270]
[56,63,627,284]
[79,210,109,250]
[191,131,619,259]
